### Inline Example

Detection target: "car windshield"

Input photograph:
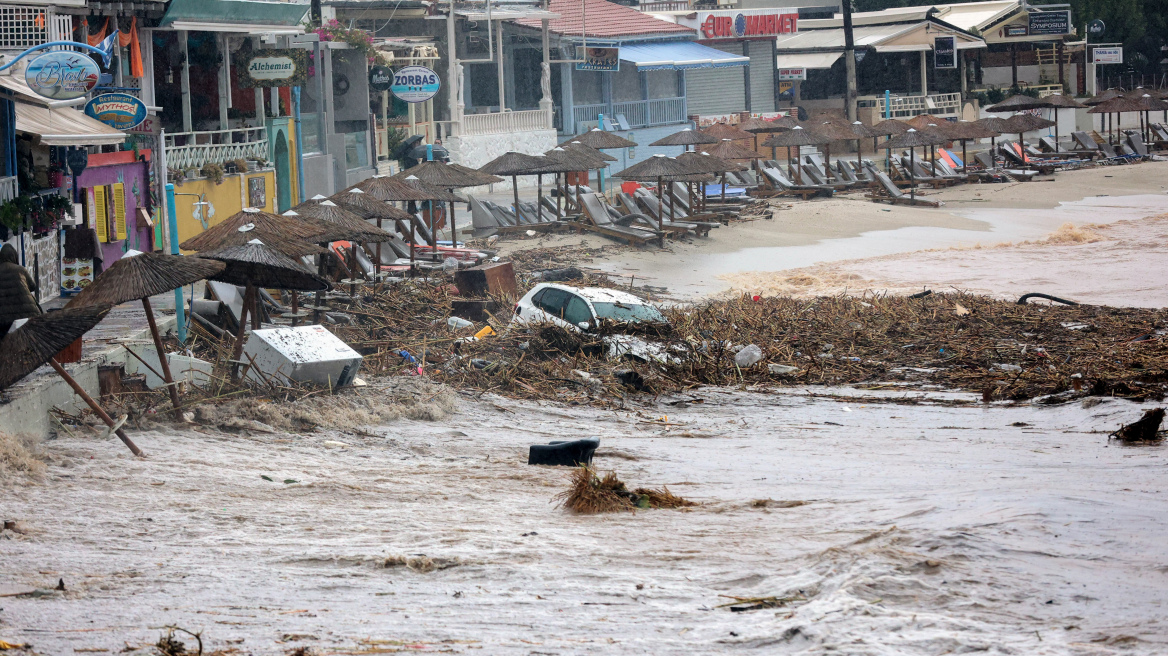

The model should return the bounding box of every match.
[591,301,666,323]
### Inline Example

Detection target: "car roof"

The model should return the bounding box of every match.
[535,283,653,306]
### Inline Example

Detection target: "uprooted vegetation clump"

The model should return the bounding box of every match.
[556,466,696,514]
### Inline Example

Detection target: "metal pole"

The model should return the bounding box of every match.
[842,0,857,122]
[165,182,185,343]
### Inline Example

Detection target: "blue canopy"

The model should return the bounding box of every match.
[619,41,750,72]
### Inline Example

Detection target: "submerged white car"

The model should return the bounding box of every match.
[511,283,673,362]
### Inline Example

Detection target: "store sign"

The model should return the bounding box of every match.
[84,93,148,130]
[1093,47,1122,64]
[1087,19,1105,36]
[934,36,957,69]
[686,9,798,40]
[239,49,308,88]
[778,67,806,81]
[24,51,100,101]
[128,114,161,136]
[576,47,619,72]
[1028,10,1071,36]
[391,65,440,103]
[1004,25,1028,37]
[369,65,394,91]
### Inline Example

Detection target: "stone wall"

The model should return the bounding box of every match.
[446,129,559,190]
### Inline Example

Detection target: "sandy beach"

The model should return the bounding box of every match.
[497,161,1168,301]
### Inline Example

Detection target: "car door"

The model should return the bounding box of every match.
[531,287,573,329]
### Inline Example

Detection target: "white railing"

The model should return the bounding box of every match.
[873,92,962,119]
[573,97,687,130]
[0,175,16,203]
[461,108,552,136]
[164,127,269,172]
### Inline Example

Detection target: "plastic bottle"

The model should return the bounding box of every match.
[734,344,763,367]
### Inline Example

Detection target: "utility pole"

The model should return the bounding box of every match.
[842,0,858,121]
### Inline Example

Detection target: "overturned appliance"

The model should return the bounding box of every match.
[243,325,362,388]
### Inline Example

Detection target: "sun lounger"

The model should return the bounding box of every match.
[632,189,716,236]
[1039,136,1061,153]
[1152,124,1168,142]
[865,162,942,207]
[577,192,659,245]
[835,160,858,183]
[760,166,833,198]
[469,196,500,237]
[1125,132,1150,157]
[1072,131,1101,152]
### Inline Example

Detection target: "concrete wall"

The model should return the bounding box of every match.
[446,128,559,171]
[982,65,1080,91]
[172,170,278,249]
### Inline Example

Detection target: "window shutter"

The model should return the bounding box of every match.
[112,182,127,240]
[93,186,108,242]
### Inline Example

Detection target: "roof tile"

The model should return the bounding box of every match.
[514,0,694,39]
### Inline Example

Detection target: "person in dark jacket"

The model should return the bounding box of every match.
[0,243,40,336]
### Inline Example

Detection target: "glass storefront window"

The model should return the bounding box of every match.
[345,131,368,170]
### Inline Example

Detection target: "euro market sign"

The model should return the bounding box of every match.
[686,9,798,40]
[239,49,308,88]
[84,93,148,130]
[391,65,440,104]
[25,51,99,100]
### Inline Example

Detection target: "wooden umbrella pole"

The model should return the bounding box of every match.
[231,283,254,382]
[141,296,182,421]
[429,200,438,261]
[536,174,543,218]
[375,218,383,281]
[824,144,832,182]
[408,200,416,270]
[448,198,456,249]
[855,138,862,173]
[962,139,968,174]
[50,358,142,456]
[795,145,802,185]
[512,174,520,224]
[909,147,916,202]
[291,291,299,327]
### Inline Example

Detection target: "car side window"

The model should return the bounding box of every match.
[529,289,546,306]
[563,295,592,326]
[536,288,569,317]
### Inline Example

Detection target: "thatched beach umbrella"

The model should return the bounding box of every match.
[883,128,946,201]
[67,252,224,420]
[180,208,326,254]
[1091,94,1168,144]
[811,120,867,182]
[677,150,735,211]
[200,240,330,380]
[325,187,415,273]
[761,126,832,185]
[702,122,754,145]
[392,163,498,258]
[480,152,557,226]
[0,304,142,456]
[651,128,718,152]
[704,138,763,200]
[614,155,690,239]
[545,146,607,212]
[293,197,397,243]
[560,128,636,150]
[974,117,1015,167]
[1002,113,1056,155]
[945,121,1000,173]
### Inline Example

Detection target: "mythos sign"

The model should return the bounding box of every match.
[391,65,441,103]
[25,51,100,100]
[686,9,798,40]
[84,93,148,130]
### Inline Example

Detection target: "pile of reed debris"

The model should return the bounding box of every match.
[326,277,1167,405]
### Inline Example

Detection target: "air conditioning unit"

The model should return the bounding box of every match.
[243,325,362,388]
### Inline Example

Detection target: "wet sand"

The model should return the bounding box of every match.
[3,388,1167,654]
[498,161,1168,300]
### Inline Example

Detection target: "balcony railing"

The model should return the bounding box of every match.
[869,92,962,119]
[0,175,17,203]
[639,0,690,10]
[461,108,553,136]
[164,127,269,173]
[571,96,687,130]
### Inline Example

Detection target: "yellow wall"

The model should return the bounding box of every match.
[173,170,278,251]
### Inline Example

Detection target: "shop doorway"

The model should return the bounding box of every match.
[274,131,291,212]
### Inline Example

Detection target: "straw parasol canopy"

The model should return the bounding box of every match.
[702,122,754,142]
[811,120,865,142]
[1003,113,1056,132]
[986,93,1086,112]
[974,116,1014,133]
[1089,94,1168,113]
[0,304,112,391]
[651,128,718,147]
[180,208,326,253]
[843,120,877,138]
[391,161,486,188]
[201,241,331,292]
[563,141,618,162]
[677,150,736,173]
[947,121,1000,140]
[67,253,223,308]
[704,138,761,161]
[447,163,507,186]
[884,128,947,149]
[737,117,778,133]
[870,118,913,136]
[760,125,832,148]
[329,188,416,221]
[1085,88,1124,106]
[479,152,555,176]
[613,154,690,181]
[290,199,397,243]
[352,175,454,202]
[559,128,636,149]
[545,146,606,170]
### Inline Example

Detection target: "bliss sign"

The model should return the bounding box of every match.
[25,51,100,100]
[391,65,441,104]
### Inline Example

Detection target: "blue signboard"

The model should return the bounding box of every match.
[84,93,148,131]
[24,51,100,100]
[391,65,441,104]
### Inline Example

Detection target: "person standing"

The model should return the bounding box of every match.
[0,243,41,336]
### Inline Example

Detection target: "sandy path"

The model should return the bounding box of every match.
[3,387,1166,655]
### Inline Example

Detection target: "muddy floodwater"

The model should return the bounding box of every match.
[3,388,1166,654]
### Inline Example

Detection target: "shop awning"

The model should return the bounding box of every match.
[618,41,749,71]
[15,101,127,146]
[160,0,308,33]
[774,51,844,69]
